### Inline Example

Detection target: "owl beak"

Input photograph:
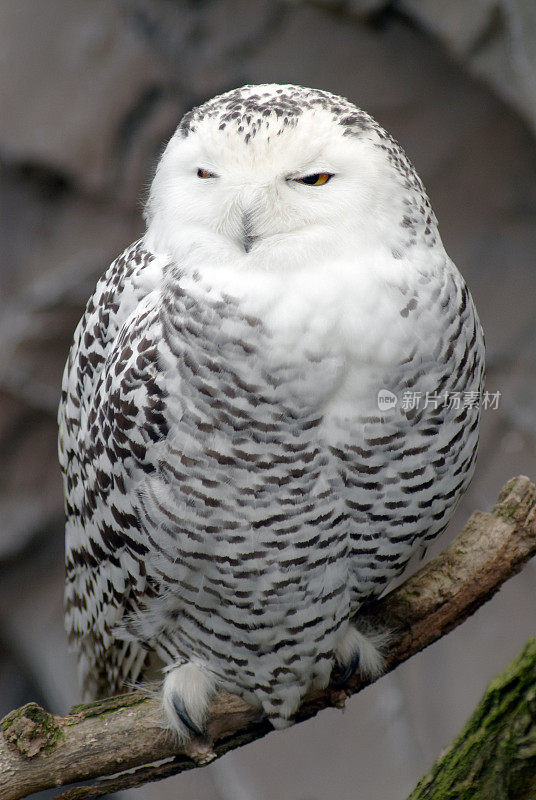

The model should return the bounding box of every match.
[243,234,259,253]
[241,210,259,253]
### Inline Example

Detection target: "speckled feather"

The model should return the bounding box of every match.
[59,84,484,732]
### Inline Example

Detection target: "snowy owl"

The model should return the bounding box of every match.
[58,84,485,740]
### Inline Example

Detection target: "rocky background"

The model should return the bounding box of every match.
[1,2,535,799]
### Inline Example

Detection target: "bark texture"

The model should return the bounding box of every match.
[1,475,535,800]
[407,638,536,800]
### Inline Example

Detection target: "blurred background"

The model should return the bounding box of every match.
[1,1,535,798]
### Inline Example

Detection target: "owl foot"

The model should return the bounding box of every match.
[162,662,215,742]
[333,623,388,686]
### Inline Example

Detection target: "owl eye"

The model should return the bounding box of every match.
[294,173,333,186]
[197,168,215,179]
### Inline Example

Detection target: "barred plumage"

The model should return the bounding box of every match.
[59,84,484,737]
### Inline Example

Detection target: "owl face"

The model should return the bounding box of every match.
[145,85,432,272]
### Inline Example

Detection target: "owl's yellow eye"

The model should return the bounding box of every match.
[295,172,333,186]
[197,168,215,179]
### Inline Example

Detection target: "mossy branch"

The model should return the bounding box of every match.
[1,475,535,800]
[407,638,536,800]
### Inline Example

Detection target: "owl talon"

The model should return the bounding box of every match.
[331,651,360,687]
[172,695,205,737]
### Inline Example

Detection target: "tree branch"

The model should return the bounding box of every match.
[1,475,535,800]
[406,638,536,800]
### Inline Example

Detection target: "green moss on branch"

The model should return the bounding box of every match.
[407,639,536,800]
[1,703,65,757]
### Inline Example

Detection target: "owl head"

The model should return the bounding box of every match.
[145,84,439,272]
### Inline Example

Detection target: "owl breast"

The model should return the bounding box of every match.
[134,269,353,704]
[129,249,483,710]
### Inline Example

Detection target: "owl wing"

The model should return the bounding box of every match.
[59,239,171,697]
[337,271,484,606]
